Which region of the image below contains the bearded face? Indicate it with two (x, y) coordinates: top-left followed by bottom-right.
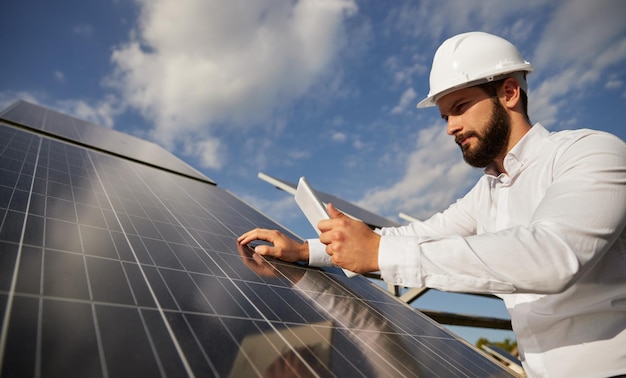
(456, 97), (511, 168)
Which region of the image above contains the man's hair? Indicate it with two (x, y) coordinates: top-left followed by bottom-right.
(478, 78), (530, 123)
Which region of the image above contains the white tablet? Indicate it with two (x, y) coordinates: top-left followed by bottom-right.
(295, 177), (358, 278)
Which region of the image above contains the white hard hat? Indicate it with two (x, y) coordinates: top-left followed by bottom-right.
(417, 31), (533, 108)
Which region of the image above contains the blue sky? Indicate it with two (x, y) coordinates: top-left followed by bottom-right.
(2, 0), (625, 345)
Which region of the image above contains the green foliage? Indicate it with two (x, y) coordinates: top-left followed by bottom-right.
(476, 337), (517, 353)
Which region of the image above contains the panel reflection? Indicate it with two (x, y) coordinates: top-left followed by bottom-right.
(233, 243), (426, 377)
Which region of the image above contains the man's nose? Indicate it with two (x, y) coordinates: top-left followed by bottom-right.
(447, 116), (462, 136)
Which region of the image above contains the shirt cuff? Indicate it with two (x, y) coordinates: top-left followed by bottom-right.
(378, 235), (422, 287)
(307, 238), (332, 266)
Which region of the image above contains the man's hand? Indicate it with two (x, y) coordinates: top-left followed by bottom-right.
(318, 203), (380, 273)
(236, 242), (279, 277)
(236, 242), (305, 282)
(237, 228), (309, 262)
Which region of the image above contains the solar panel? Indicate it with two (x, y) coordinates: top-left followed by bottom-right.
(0, 101), (516, 377)
(0, 100), (213, 185)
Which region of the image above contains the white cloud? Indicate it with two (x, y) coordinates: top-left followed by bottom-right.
(73, 23), (94, 37)
(240, 192), (302, 224)
(529, 0), (626, 128)
(386, 1), (549, 42)
(352, 138), (365, 150)
(56, 95), (122, 128)
(385, 55), (427, 87)
(183, 136), (223, 170)
(0, 91), (40, 111)
(330, 116), (345, 127)
(54, 70), (65, 82)
(331, 131), (347, 142)
(0, 91), (121, 131)
(358, 123), (479, 219)
(533, 0), (626, 71)
(390, 87), (416, 115)
(108, 0), (357, 167)
(605, 78), (623, 90)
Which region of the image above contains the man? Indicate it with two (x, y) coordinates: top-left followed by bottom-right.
(238, 32), (626, 377)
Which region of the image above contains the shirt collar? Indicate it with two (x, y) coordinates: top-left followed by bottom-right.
(484, 123), (550, 178)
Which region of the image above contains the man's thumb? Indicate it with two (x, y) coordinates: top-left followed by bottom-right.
(327, 203), (344, 219)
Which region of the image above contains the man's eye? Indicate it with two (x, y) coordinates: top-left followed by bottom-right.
(453, 103), (467, 114)
(441, 115), (449, 122)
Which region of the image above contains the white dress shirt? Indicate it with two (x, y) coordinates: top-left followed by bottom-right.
(308, 124), (626, 377)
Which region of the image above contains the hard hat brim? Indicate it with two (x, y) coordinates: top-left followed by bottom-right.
(416, 69), (531, 109)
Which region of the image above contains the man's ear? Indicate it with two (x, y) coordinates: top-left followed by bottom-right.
(501, 77), (522, 110)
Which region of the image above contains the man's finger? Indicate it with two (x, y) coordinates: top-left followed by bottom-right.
(327, 203), (344, 219)
(253, 244), (272, 255)
(238, 228), (273, 245)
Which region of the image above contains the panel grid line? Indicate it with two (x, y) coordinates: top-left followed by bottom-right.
(84, 149), (196, 378)
(68, 143), (109, 378)
(0, 136), (42, 371)
(35, 138), (49, 378)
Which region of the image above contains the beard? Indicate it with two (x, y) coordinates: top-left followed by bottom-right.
(456, 97), (511, 168)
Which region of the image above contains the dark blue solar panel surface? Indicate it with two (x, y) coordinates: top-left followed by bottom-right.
(0, 100), (213, 184)
(0, 101), (515, 377)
